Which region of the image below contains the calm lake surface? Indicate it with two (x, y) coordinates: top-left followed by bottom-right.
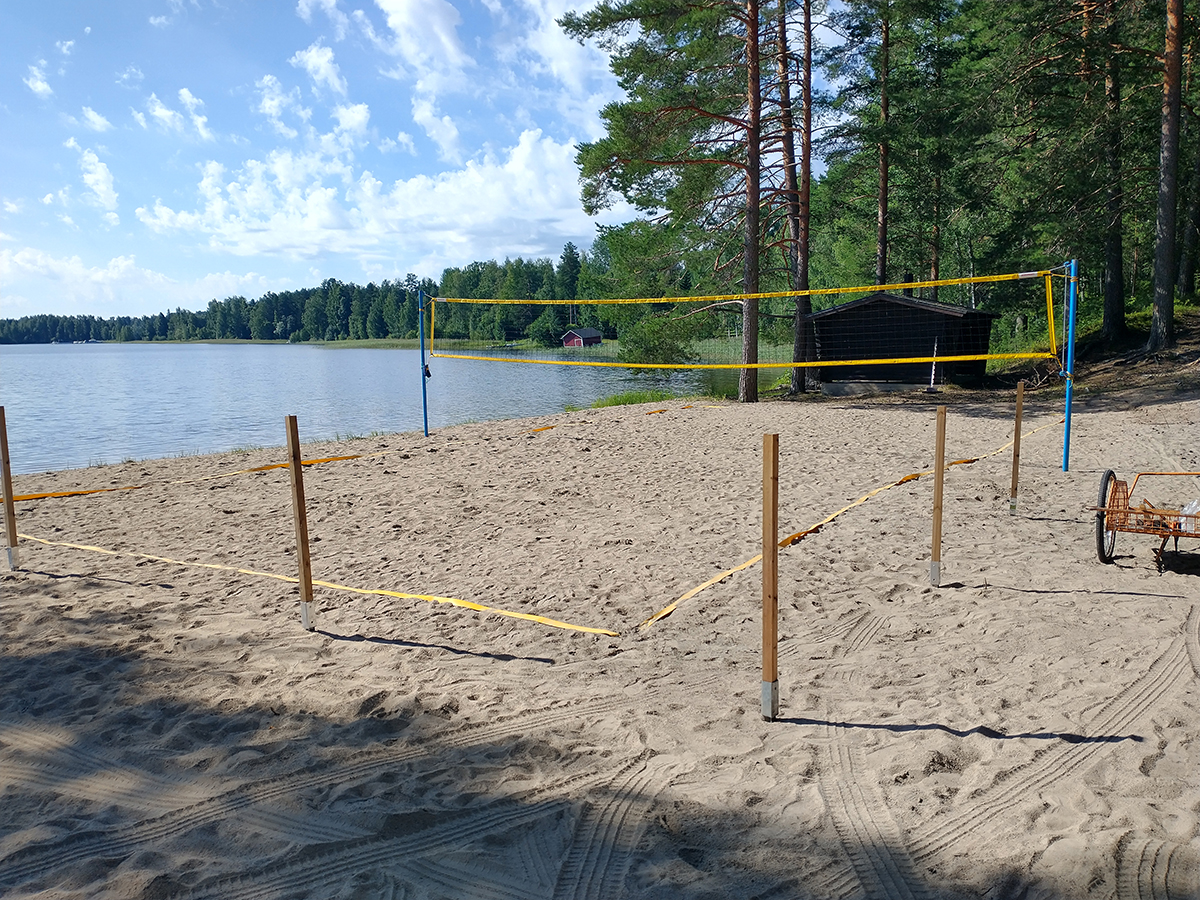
(0, 342), (759, 474)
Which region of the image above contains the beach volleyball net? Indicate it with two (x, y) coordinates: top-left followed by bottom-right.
(428, 268), (1069, 378)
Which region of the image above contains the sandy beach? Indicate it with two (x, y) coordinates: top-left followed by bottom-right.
(2, 387), (1198, 899)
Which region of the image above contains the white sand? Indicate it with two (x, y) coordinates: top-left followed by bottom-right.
(2, 390), (1198, 899)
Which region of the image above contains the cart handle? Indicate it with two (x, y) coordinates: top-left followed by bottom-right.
(1127, 471), (1200, 495)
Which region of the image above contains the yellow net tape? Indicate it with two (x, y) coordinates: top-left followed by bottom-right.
(17, 533), (619, 637)
(436, 269), (1063, 305)
(429, 351), (1059, 370)
(638, 416), (1065, 630)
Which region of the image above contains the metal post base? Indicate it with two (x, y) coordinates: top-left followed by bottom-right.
(301, 601), (314, 631)
(762, 680), (779, 721)
(5, 546), (18, 570)
(930, 561), (940, 588)
(1009, 498), (1017, 515)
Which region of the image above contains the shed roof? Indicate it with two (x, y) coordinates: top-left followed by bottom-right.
(804, 291), (1000, 321)
(562, 327), (603, 339)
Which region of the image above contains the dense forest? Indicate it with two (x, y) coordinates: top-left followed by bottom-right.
(4, 0), (1197, 398)
(0, 275), (438, 345)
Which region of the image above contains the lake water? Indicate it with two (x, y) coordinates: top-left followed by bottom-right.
(0, 342), (760, 474)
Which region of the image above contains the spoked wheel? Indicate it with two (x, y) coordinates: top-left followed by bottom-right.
(1096, 469), (1118, 564)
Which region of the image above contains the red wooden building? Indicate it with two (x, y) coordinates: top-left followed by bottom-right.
(562, 327), (602, 348)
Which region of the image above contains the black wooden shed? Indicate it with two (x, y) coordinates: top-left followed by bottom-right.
(804, 292), (1000, 384)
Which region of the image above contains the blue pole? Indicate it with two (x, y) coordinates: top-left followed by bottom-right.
(418, 289), (430, 437)
(1062, 259), (1078, 471)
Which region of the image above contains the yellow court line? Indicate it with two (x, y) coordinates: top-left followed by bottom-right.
(13, 451), (393, 502)
(638, 417), (1064, 630)
(17, 533), (619, 637)
(18, 401), (730, 502)
(12, 485), (143, 501)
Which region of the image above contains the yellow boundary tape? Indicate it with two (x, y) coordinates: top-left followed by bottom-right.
(17, 404), (729, 502)
(17, 533), (619, 637)
(637, 416), (1065, 630)
(13, 452), (390, 503)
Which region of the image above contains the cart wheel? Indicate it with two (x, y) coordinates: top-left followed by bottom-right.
(1096, 469), (1118, 563)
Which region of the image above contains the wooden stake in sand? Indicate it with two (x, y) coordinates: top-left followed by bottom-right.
(1, 406), (19, 570)
(931, 406), (946, 587)
(285, 415), (315, 631)
(1009, 381), (1025, 515)
(762, 433), (779, 721)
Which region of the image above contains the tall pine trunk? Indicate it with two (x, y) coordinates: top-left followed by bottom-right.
(1102, 6), (1126, 341)
(781, 0), (816, 394)
(740, 0), (762, 402)
(1149, 0), (1182, 352)
(1176, 128), (1200, 296)
(929, 174), (940, 303)
(875, 9), (890, 286)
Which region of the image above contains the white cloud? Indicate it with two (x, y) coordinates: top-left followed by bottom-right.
(65, 138), (119, 222)
(371, 0), (472, 82)
(4, 200), (22, 214)
(85, 26), (91, 34)
(147, 93), (185, 132)
(0, 247), (285, 317)
(411, 98), (460, 163)
(116, 65), (144, 88)
(132, 129), (623, 273)
(332, 102), (369, 135)
(59, 214), (76, 227)
(56, 40), (75, 55)
(255, 74), (309, 138)
(297, 0), (350, 40)
(510, 0), (613, 98)
(131, 109), (148, 128)
(82, 107), (112, 131)
(179, 88), (214, 140)
(41, 193), (55, 205)
(23, 61), (53, 98)
(150, 15), (169, 27)
(289, 41), (347, 96)
(379, 131), (416, 154)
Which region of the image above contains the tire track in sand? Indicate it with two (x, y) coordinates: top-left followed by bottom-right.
(178, 796), (579, 900)
(803, 609), (924, 900)
(780, 609), (885, 662)
(908, 607), (1199, 864)
(818, 720), (929, 900)
(0, 723), (225, 815)
(1116, 833), (1200, 900)
(0, 697), (626, 889)
(178, 755), (675, 900)
(551, 755), (682, 900)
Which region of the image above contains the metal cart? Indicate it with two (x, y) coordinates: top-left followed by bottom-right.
(1094, 470), (1200, 570)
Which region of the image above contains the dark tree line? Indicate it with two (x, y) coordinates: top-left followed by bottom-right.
(0, 276), (436, 345)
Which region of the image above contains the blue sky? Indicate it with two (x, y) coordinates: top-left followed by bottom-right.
(0, 0), (632, 318)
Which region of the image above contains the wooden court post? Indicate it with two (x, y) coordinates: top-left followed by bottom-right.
(762, 433), (779, 721)
(1009, 381), (1025, 515)
(931, 406), (946, 587)
(285, 415), (315, 631)
(1, 407), (19, 570)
